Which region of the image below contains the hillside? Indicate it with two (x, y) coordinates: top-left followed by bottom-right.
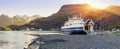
(105, 5), (120, 16)
(0, 14), (42, 26)
(25, 4), (120, 30)
(0, 14), (12, 26)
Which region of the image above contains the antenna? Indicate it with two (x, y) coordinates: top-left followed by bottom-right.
(80, 13), (82, 18)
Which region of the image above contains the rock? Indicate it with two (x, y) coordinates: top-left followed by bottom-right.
(27, 35), (120, 49)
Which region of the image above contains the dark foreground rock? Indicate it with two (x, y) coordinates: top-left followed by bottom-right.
(70, 30), (87, 35)
(26, 35), (120, 49)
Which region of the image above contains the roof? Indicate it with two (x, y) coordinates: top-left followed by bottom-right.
(84, 19), (94, 25)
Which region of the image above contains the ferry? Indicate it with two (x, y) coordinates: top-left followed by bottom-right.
(61, 15), (85, 32)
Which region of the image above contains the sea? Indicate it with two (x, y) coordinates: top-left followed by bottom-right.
(0, 31), (61, 49)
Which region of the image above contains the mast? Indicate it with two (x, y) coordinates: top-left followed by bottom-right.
(80, 13), (83, 20)
(80, 13), (82, 18)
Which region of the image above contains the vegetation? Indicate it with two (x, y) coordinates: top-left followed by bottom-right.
(102, 34), (120, 36)
(0, 26), (12, 31)
(22, 15), (68, 30)
(1, 4), (120, 31)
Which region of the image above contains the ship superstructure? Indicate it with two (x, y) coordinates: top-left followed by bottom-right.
(61, 15), (85, 31)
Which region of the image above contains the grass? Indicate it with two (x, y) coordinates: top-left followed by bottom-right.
(102, 34), (120, 36)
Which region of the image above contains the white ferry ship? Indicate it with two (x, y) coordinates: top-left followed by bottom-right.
(61, 15), (85, 31)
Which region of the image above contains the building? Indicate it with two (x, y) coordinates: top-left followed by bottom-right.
(84, 19), (95, 33)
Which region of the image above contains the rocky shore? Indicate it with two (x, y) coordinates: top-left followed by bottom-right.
(0, 41), (8, 47)
(26, 35), (120, 49)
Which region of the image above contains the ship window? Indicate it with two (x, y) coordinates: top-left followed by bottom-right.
(65, 25), (68, 26)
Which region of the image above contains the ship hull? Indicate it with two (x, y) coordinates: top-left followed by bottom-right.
(61, 27), (84, 31)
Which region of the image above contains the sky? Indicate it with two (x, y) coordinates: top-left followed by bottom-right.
(0, 0), (120, 17)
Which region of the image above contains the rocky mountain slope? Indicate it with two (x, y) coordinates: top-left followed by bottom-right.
(0, 14), (12, 26)
(11, 15), (30, 26)
(0, 14), (42, 26)
(105, 5), (120, 16)
(28, 4), (120, 30)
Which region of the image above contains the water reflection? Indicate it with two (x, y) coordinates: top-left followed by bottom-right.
(0, 31), (61, 49)
(0, 31), (37, 49)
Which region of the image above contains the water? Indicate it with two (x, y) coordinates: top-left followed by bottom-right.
(0, 31), (61, 49)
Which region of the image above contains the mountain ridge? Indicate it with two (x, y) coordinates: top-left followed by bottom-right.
(1, 4), (120, 30)
(25, 4), (120, 30)
(105, 5), (120, 16)
(0, 14), (42, 26)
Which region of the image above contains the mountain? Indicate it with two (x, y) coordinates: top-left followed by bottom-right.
(105, 5), (120, 16)
(0, 14), (12, 26)
(11, 15), (30, 26)
(0, 14), (42, 27)
(24, 4), (120, 30)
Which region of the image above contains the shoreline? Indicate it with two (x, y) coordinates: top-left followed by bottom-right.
(26, 35), (120, 49)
